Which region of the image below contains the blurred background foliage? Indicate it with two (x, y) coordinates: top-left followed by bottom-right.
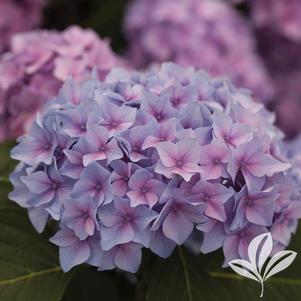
(42, 0), (130, 52)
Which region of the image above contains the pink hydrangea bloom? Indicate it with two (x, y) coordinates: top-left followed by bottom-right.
(272, 72), (301, 137)
(0, 0), (46, 54)
(250, 0), (301, 42)
(256, 28), (301, 137)
(227, 1), (301, 137)
(0, 26), (124, 142)
(124, 0), (274, 103)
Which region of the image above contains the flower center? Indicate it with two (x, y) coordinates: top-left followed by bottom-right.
(171, 204), (178, 212)
(224, 135), (231, 143)
(246, 199), (252, 206)
(96, 184), (102, 191)
(176, 161), (183, 167)
(155, 114), (163, 121)
(199, 97), (204, 102)
(203, 195), (210, 202)
(213, 158), (220, 165)
(172, 97), (180, 105)
(141, 188), (148, 194)
(44, 144), (51, 150)
(51, 183), (58, 190)
(181, 79), (190, 86)
(124, 215), (133, 223)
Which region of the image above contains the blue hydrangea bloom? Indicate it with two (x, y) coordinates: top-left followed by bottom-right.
(9, 63), (301, 273)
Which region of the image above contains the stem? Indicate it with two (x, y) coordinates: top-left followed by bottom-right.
(260, 281), (264, 298)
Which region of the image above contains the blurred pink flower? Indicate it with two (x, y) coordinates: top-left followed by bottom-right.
(0, 0), (46, 54)
(256, 29), (301, 138)
(0, 26), (124, 142)
(250, 0), (301, 42)
(124, 0), (274, 103)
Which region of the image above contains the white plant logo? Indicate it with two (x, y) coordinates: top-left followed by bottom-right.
(229, 232), (297, 298)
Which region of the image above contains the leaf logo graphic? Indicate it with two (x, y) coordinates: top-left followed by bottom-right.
(228, 233), (297, 297)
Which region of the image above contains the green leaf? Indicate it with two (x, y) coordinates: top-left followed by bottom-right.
(146, 230), (301, 301)
(0, 196), (73, 301)
(62, 267), (135, 301)
(0, 141), (16, 179)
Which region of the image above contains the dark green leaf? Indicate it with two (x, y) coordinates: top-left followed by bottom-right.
(0, 141), (16, 179)
(62, 267), (135, 301)
(146, 231), (301, 301)
(0, 195), (73, 301)
(43, 0), (130, 51)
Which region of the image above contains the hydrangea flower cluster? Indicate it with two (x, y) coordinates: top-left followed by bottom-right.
(229, 0), (301, 137)
(249, 0), (301, 42)
(255, 25), (301, 137)
(271, 70), (301, 138)
(0, 26), (123, 142)
(0, 0), (46, 54)
(124, 0), (274, 103)
(9, 63), (301, 274)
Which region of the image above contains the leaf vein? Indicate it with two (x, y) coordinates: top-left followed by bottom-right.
(0, 266), (61, 285)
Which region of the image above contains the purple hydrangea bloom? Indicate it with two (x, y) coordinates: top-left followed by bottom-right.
(237, 0), (301, 137)
(0, 0), (46, 54)
(188, 181), (234, 222)
(272, 71), (301, 138)
(71, 162), (113, 205)
(230, 186), (277, 229)
(222, 224), (267, 264)
(199, 141), (230, 180)
(228, 137), (290, 190)
(11, 119), (58, 166)
(249, 0), (301, 42)
(62, 197), (99, 240)
(156, 139), (201, 181)
(49, 228), (100, 272)
(82, 124), (123, 166)
(254, 28), (301, 137)
(197, 218), (227, 254)
(97, 242), (143, 273)
(124, 0), (274, 103)
(21, 166), (72, 211)
(127, 169), (165, 208)
(0, 26), (124, 142)
(9, 63), (301, 273)
(99, 197), (157, 250)
(286, 135), (301, 184)
(152, 188), (206, 245)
